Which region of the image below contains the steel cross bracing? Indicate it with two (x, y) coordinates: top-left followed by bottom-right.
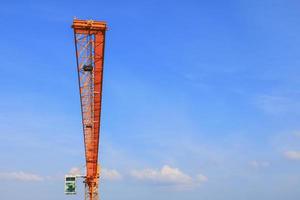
(72, 19), (107, 200)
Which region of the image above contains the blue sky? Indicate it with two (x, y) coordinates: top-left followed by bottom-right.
(1, 0), (300, 199)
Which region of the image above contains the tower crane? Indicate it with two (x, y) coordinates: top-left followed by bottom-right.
(71, 19), (107, 200)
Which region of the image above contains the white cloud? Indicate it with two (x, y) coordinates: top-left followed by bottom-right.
(249, 160), (270, 168)
(0, 171), (43, 181)
(67, 167), (122, 181)
(131, 165), (192, 185)
(195, 174), (208, 183)
(130, 165), (207, 188)
(102, 168), (122, 181)
(284, 150), (300, 160)
(69, 167), (82, 176)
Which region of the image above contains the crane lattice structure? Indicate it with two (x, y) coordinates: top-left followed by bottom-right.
(72, 19), (107, 200)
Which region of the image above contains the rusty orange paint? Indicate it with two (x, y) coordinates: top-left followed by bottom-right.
(72, 19), (107, 200)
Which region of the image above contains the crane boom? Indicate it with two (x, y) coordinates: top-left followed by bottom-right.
(72, 19), (107, 200)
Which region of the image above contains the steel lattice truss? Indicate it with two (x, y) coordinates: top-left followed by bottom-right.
(72, 19), (107, 200)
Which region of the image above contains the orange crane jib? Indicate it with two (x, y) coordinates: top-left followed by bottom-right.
(72, 19), (107, 200)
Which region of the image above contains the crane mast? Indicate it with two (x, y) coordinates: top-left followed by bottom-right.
(72, 19), (107, 200)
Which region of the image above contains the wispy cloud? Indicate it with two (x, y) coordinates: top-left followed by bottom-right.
(130, 165), (207, 189)
(68, 166), (122, 181)
(284, 150), (300, 161)
(249, 160), (270, 168)
(102, 168), (122, 181)
(0, 171), (44, 181)
(195, 174), (208, 182)
(255, 94), (300, 115)
(68, 167), (82, 176)
(255, 95), (294, 114)
(292, 131), (300, 138)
